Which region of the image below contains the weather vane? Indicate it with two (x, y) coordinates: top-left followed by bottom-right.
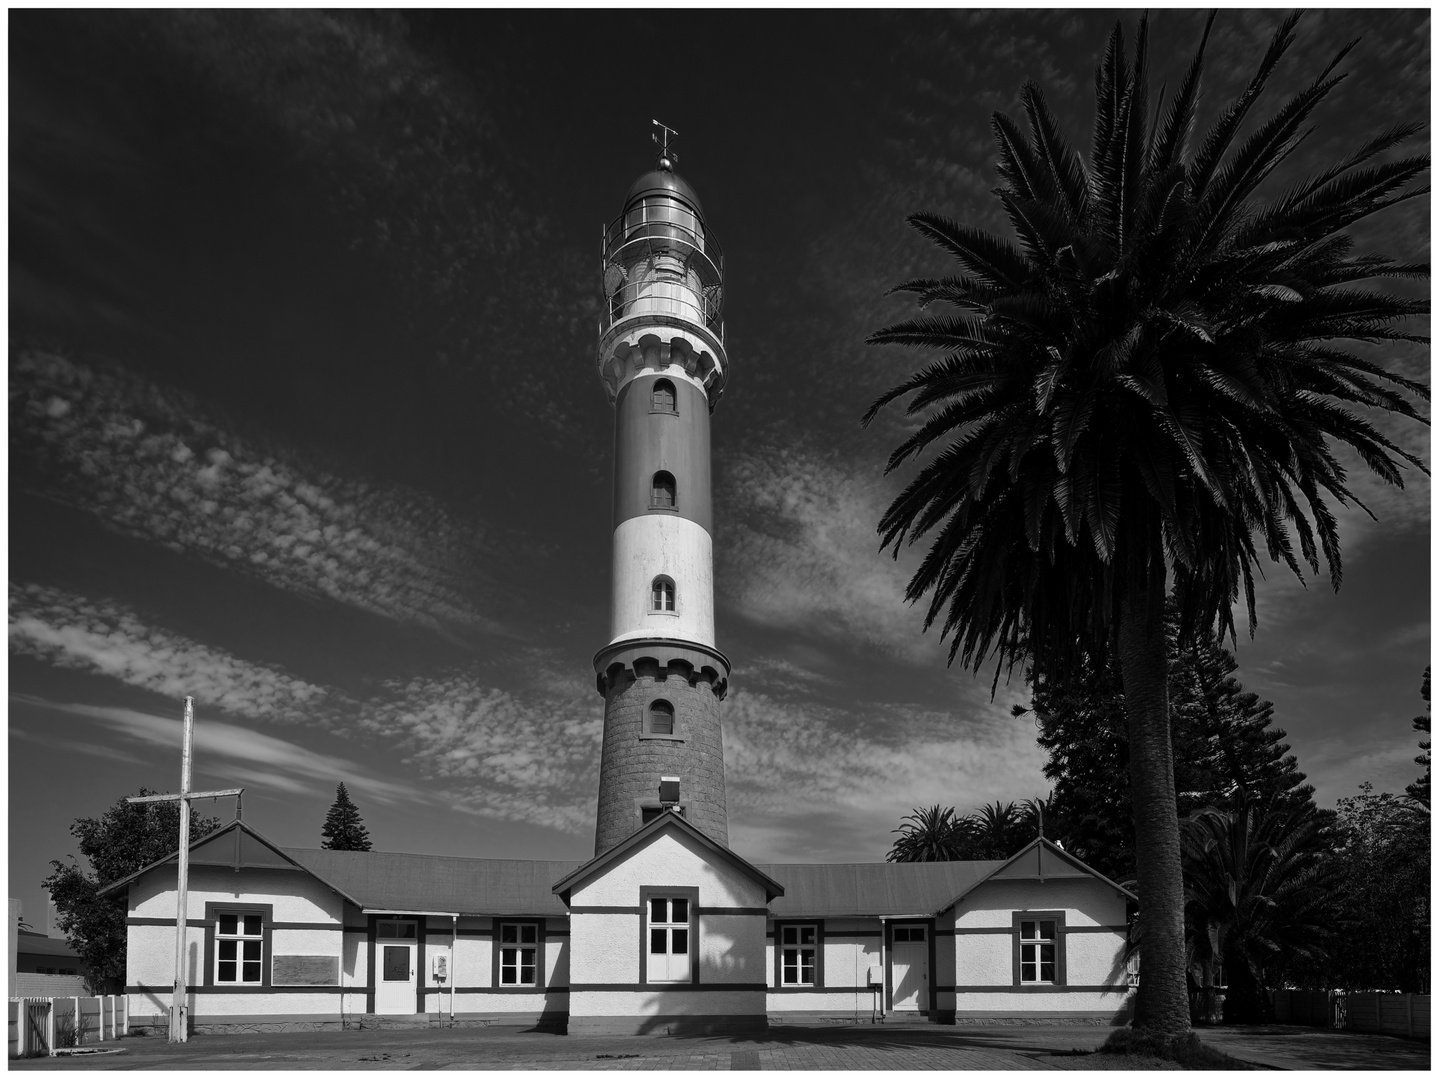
(652, 119), (679, 167)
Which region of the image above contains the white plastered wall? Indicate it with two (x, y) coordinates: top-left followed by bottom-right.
(126, 864), (354, 1021)
(419, 916), (570, 1018)
(944, 877), (1132, 1018)
(568, 828), (767, 1024)
(765, 918), (884, 1014)
(610, 515), (714, 646)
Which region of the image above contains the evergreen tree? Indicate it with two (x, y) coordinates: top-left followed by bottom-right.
(41, 790), (221, 992)
(1406, 666), (1430, 807)
(320, 783), (373, 851)
(1027, 605), (1321, 884)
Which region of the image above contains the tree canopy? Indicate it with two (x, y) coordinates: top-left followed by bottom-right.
(865, 11), (1427, 1034)
(321, 782), (373, 851)
(41, 789), (221, 992)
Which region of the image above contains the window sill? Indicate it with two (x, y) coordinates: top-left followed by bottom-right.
(640, 734), (685, 742)
(648, 506), (680, 513)
(650, 610), (680, 617)
(649, 408), (678, 416)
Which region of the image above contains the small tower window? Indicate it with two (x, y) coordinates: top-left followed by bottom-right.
(651, 471), (676, 509)
(648, 700), (675, 736)
(651, 379), (677, 414)
(651, 576), (676, 612)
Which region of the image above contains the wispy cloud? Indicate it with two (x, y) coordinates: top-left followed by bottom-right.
(14, 695), (419, 807)
(725, 686), (1048, 862)
(11, 349), (508, 636)
(10, 582), (335, 724)
(360, 670), (603, 834)
(720, 444), (942, 665)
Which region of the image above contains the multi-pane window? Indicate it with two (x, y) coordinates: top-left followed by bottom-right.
(216, 912), (263, 984)
(1019, 919), (1057, 984)
(651, 577), (676, 612)
(893, 926), (926, 943)
(781, 925), (817, 985)
(499, 923), (538, 986)
(652, 379), (677, 413)
(651, 471), (676, 509)
(648, 897), (691, 983)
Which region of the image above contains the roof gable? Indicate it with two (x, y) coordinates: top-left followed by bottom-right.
(96, 820), (361, 907)
(939, 837), (1137, 913)
(552, 812), (784, 904)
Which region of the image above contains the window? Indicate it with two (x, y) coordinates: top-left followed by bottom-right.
(498, 923), (538, 986)
(649, 700), (674, 735)
(651, 576), (676, 612)
(651, 471), (676, 509)
(781, 925), (818, 985)
(893, 926), (926, 943)
(648, 896), (691, 983)
(1012, 911), (1066, 986)
(640, 804), (686, 825)
(651, 379), (677, 413)
(216, 912), (264, 984)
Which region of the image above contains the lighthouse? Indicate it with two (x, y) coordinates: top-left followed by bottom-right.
(591, 127), (731, 856)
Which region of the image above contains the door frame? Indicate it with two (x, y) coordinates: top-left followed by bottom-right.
(886, 919), (936, 1014)
(367, 914), (426, 1014)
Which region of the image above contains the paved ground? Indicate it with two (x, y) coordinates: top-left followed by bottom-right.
(10, 1021), (1431, 1070)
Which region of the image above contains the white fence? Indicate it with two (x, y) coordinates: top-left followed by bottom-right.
(7, 995), (128, 1057)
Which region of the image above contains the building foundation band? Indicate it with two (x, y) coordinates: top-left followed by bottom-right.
(105, 144), (1137, 1034)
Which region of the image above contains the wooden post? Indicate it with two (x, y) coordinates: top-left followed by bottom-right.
(170, 698), (194, 1042)
(125, 700), (241, 1045)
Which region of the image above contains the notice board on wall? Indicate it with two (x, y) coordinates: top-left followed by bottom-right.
(272, 955), (339, 985)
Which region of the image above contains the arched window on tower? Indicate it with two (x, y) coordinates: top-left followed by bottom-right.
(651, 379), (677, 414)
(646, 700), (675, 737)
(651, 576), (676, 612)
(651, 471), (676, 509)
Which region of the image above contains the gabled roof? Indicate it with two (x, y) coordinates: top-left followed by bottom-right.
(287, 849), (579, 917)
(938, 837), (1137, 913)
(552, 811), (784, 904)
(96, 820), (362, 907)
(758, 860), (1003, 919)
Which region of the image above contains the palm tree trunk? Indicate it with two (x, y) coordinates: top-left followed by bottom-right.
(1117, 559), (1190, 1034)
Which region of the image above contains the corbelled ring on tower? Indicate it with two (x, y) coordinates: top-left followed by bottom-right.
(591, 136), (731, 857)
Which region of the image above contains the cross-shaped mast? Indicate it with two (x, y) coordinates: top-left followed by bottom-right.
(652, 119), (679, 167)
(125, 696), (242, 1044)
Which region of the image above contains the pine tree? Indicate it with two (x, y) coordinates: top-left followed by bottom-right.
(320, 783), (372, 851)
(1407, 666), (1430, 807)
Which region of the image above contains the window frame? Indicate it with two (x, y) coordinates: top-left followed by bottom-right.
(640, 886), (699, 986)
(773, 921), (823, 990)
(1011, 910), (1066, 987)
(490, 919), (546, 990)
(650, 575), (677, 614)
(650, 378), (678, 415)
(642, 698), (682, 741)
(650, 471), (678, 511)
(203, 902), (273, 989)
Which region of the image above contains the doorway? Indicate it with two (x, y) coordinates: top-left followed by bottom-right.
(374, 919), (418, 1014)
(890, 924), (929, 1014)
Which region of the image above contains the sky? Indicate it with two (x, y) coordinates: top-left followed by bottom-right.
(8, 9), (1430, 927)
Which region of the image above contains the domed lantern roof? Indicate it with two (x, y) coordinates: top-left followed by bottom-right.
(624, 162), (706, 221)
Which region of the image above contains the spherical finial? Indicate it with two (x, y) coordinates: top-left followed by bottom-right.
(657, 155), (674, 173)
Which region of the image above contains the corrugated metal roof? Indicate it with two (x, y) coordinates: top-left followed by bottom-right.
(757, 861), (1004, 918)
(282, 848), (581, 917)
(16, 932), (80, 960)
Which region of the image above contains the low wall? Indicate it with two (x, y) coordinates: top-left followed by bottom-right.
(1345, 993), (1429, 1039)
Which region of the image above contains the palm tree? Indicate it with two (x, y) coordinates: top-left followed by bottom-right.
(966, 800), (1026, 858)
(1181, 802), (1340, 1023)
(864, 13), (1428, 1034)
(887, 804), (970, 862)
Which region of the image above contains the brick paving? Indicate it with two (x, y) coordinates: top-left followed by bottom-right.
(10, 1020), (1430, 1070)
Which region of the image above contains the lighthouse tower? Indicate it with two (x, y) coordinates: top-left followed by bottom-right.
(591, 130), (731, 856)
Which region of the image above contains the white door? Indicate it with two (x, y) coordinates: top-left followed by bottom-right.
(891, 925), (929, 1013)
(374, 919), (417, 1014)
